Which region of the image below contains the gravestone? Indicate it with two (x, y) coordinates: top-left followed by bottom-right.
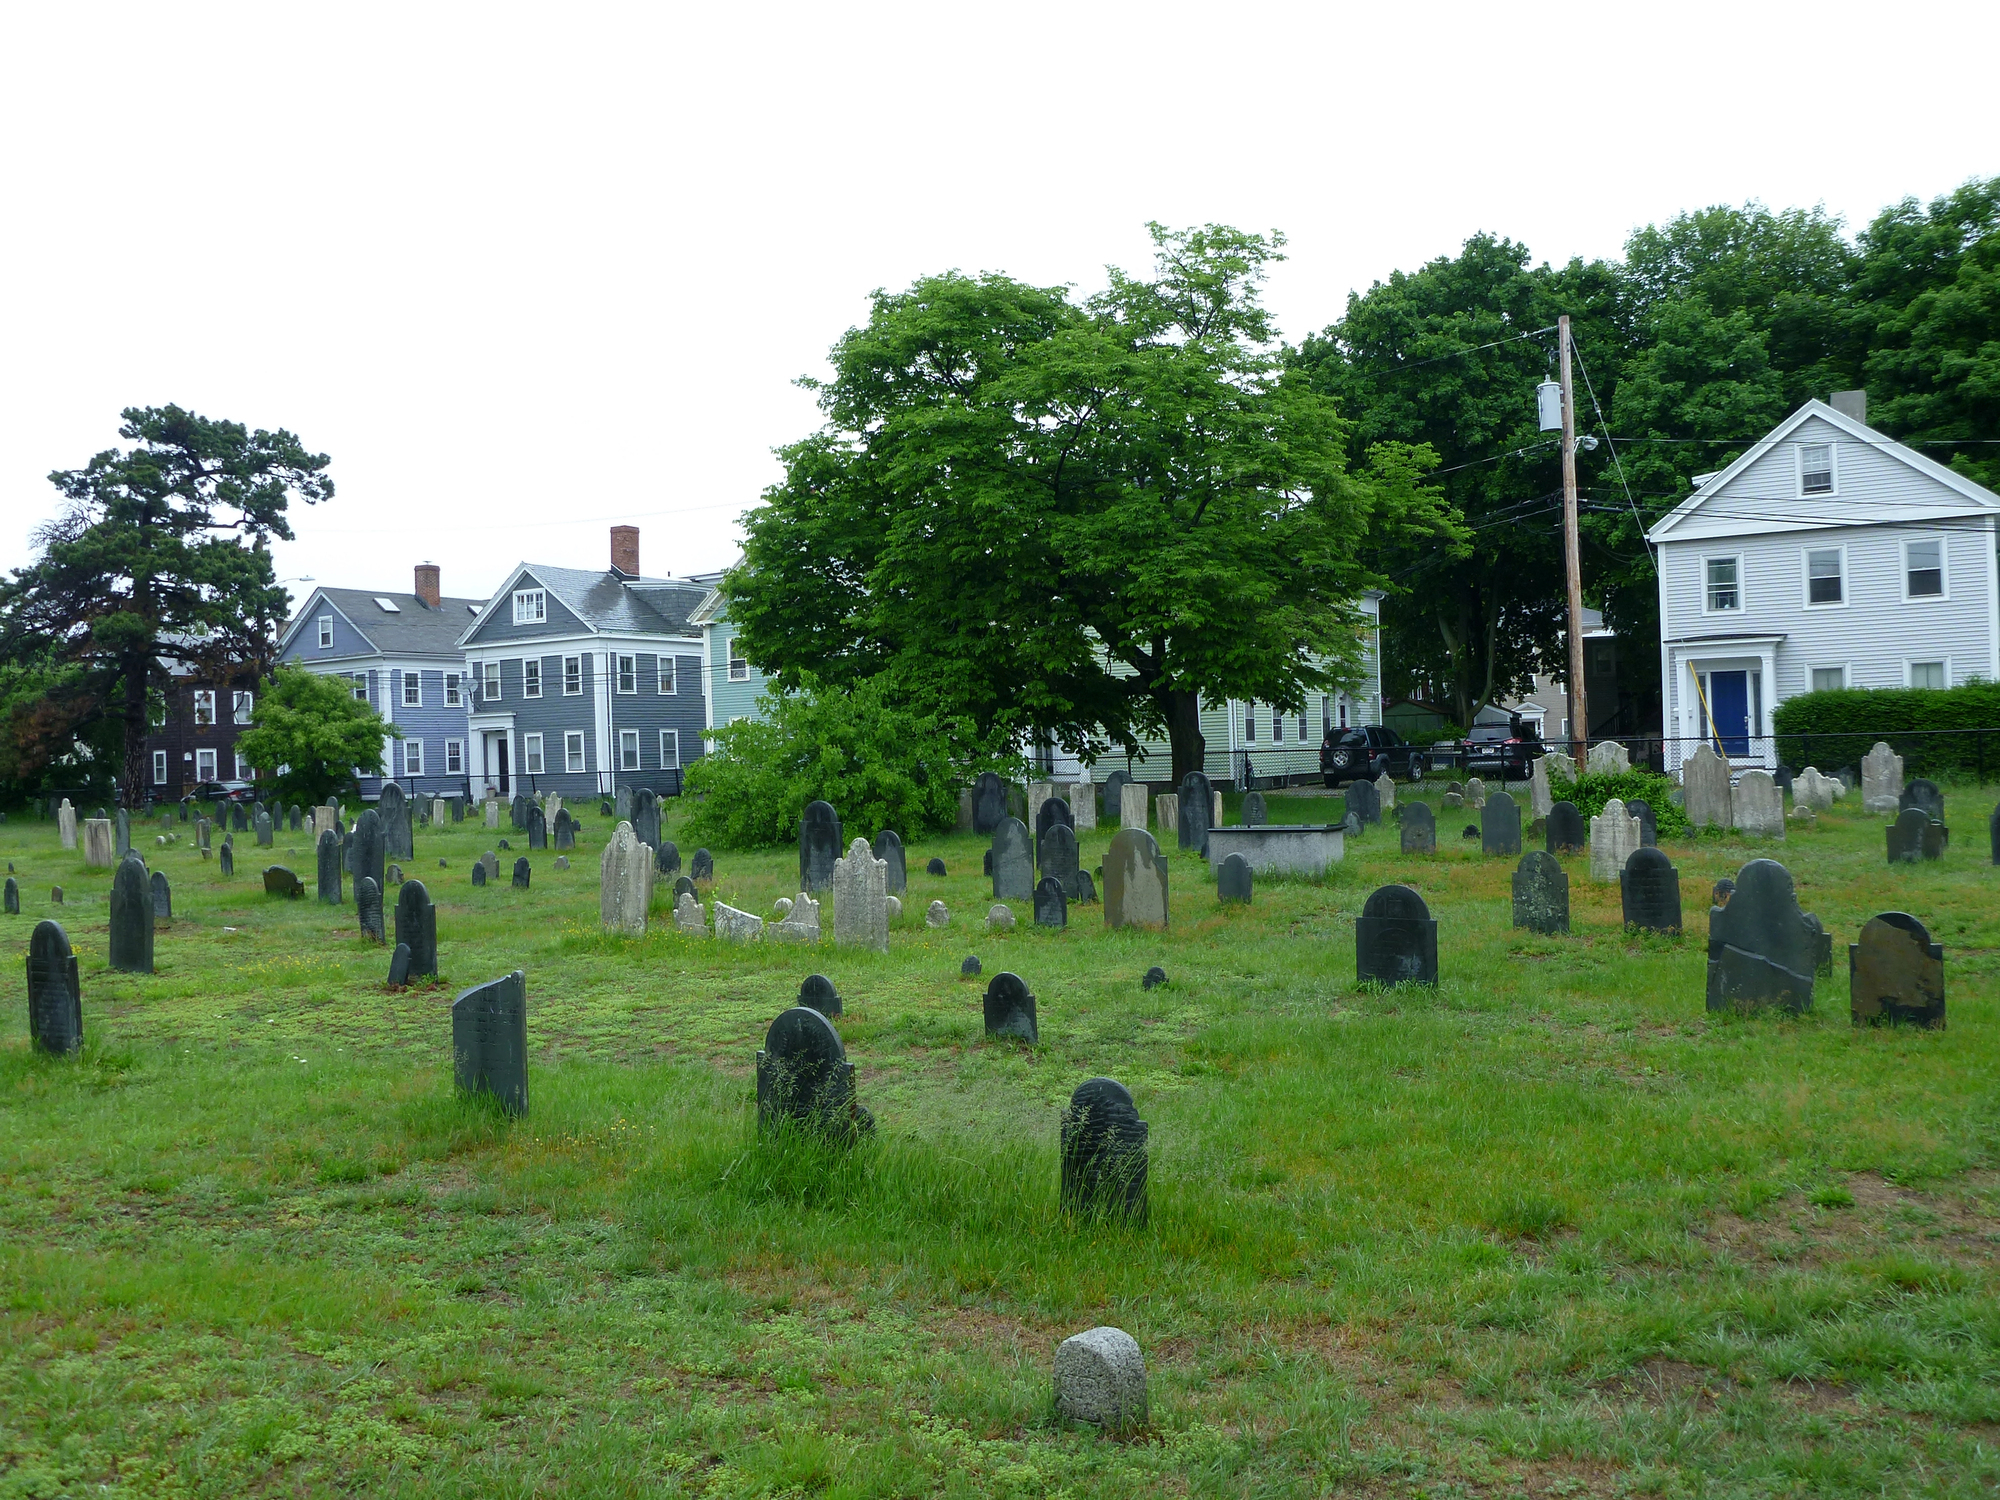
(350, 809), (387, 904)
(788, 974), (841, 1020)
(960, 955), (982, 976)
(387, 863), (404, 886)
(262, 866), (305, 899)
(1098, 769), (1129, 824)
(615, 785), (633, 823)
(510, 793), (530, 830)
(1347, 777), (1381, 828)
(756, 1006), (869, 1139)
(1886, 806), (1947, 863)
(832, 837), (890, 952)
(1707, 858), (1818, 1013)
(1511, 851), (1568, 935)
(395, 880), (438, 979)
(1619, 846), (1682, 934)
(115, 807), (131, 857)
(799, 801), (842, 891)
(1242, 791), (1268, 827)
(1119, 780), (1149, 831)
(1588, 798), (1642, 882)
(58, 799), (77, 850)
(480, 851), (500, 883)
(1073, 870), (1097, 904)
(1545, 801), (1586, 855)
(1155, 793), (1179, 843)
(230, 803), (247, 834)
(1849, 913), (1945, 1029)
(254, 809), (273, 848)
(983, 850), (993, 877)
(971, 772), (1008, 835)
(1795, 767), (1838, 813)
(1732, 770), (1786, 838)
(673, 891), (706, 934)
(1399, 801), (1436, 855)
(1356, 885), (1438, 986)
(672, 874), (694, 903)
(470, 863), (487, 888)
(1035, 796), (1074, 870)
(1041, 824), (1081, 899)
(1899, 778), (1945, 824)
(1033, 876), (1068, 929)
(553, 809), (575, 851)
(485, 801), (500, 830)
(983, 971), (1038, 1041)
(195, 817), (211, 852)
(690, 848), (714, 883)
(654, 840), (681, 878)
(1102, 828), (1168, 930)
(512, 856), (531, 889)
(1464, 777), (1486, 811)
(1217, 851), (1252, 904)
(863, 829), (906, 897)
(1533, 756), (1567, 818)
(772, 891), (822, 944)
(26, 920), (82, 1054)
(1068, 775), (1097, 832)
(1177, 771), (1213, 852)
(1054, 1327), (1148, 1432)
(1480, 791), (1521, 856)
(1375, 771), (1397, 812)
(378, 782), (413, 860)
(1861, 741), (1904, 814)
(108, 856), (153, 974)
(351, 874), (383, 941)
(1627, 798), (1657, 847)
(453, 970), (528, 1115)
(1713, 877), (1735, 907)
(451, 797), (464, 824)
(526, 804), (547, 851)
(289, 804), (303, 832)
(991, 817), (1033, 902)
(315, 830), (342, 903)
(50, 886), (62, 904)
(987, 904), (1015, 931)
(600, 822), (652, 935)
(1060, 1078), (1147, 1224)
(926, 900), (949, 928)
(3, 876), (16, 915)
(1683, 743), (1732, 829)
(630, 788), (661, 856)
(1143, 966), (1167, 991)
(1586, 740), (1631, 775)
(82, 818), (114, 868)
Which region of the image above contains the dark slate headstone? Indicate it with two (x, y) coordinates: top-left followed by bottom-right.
(1142, 966), (1167, 991)
(1242, 791), (1269, 827)
(1886, 807), (1947, 863)
(1060, 1078), (1147, 1224)
(1399, 801), (1436, 855)
(1356, 885), (1437, 986)
(1707, 858), (1817, 1014)
(395, 880), (438, 979)
(655, 840), (681, 877)
(1099, 769), (1130, 823)
(115, 807), (131, 857)
(552, 809), (575, 851)
(350, 809), (386, 902)
(453, 970), (529, 1115)
(1346, 778), (1381, 828)
(451, 797), (465, 824)
(1899, 778), (1945, 823)
(107, 855), (153, 974)
(1850, 912), (1945, 1029)
(498, 839), (510, 851)
(971, 772), (1008, 836)
(1178, 770), (1214, 852)
(386, 942), (412, 988)
(179, 798), (189, 823)
(1035, 797), (1074, 871)
(1041, 824), (1081, 897)
(961, 955), (982, 977)
(230, 803), (247, 834)
(26, 919), (82, 1055)
(926, 857), (947, 877)
(50, 886), (62, 904)
(600, 799), (613, 817)
(357, 877), (385, 942)
(262, 866), (305, 899)
(1627, 798), (1657, 847)
(1480, 791), (1521, 856)
(1102, 828), (1168, 930)
(1033, 876), (1068, 929)
(254, 809), (273, 848)
(471, 863), (487, 888)
(983, 849), (993, 876)
(1217, 851), (1252, 904)
(798, 974), (841, 1018)
(672, 874), (695, 903)
(510, 793), (531, 830)
(690, 848), (714, 883)
(218, 842), (234, 876)
(1511, 851), (1568, 935)
(1804, 912), (1833, 977)
(871, 829), (907, 895)
(1072, 869), (1097, 904)
(289, 804), (303, 832)
(512, 857), (531, 890)
(379, 782), (413, 860)
(1619, 846), (1682, 934)
(1773, 765), (1794, 794)
(631, 788), (661, 854)
(756, 1006), (868, 1139)
(526, 804), (547, 851)
(991, 817), (1033, 902)
(983, 971), (1038, 1042)
(615, 786), (633, 822)
(3, 876), (17, 915)
(1545, 800), (1586, 855)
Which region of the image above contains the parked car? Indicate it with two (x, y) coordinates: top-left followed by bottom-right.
(184, 779), (259, 806)
(1320, 726), (1427, 786)
(1462, 722), (1544, 781)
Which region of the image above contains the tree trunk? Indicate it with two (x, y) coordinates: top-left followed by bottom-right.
(119, 652), (148, 810)
(1165, 688), (1205, 786)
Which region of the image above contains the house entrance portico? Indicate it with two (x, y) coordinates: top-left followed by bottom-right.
(1664, 634), (1783, 772)
(467, 714), (515, 799)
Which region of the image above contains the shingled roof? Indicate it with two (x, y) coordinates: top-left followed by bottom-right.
(481, 564), (710, 637)
(287, 586), (488, 657)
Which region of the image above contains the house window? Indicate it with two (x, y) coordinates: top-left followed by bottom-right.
(234, 751), (252, 781)
(1272, 710), (1283, 742)
(658, 655), (676, 694)
(1299, 711), (1309, 740)
(617, 654), (637, 693)
(402, 673), (421, 707)
(351, 674), (369, 703)
(196, 748), (217, 781)
(1906, 539), (1944, 598)
(523, 733), (544, 775)
(193, 689), (216, 726)
(1339, 698), (1349, 728)
(1243, 703), (1255, 742)
(482, 661), (500, 700)
(233, 690), (254, 724)
(317, 615), (333, 649)
(523, 659), (542, 698)
(1705, 556), (1740, 612)
(659, 729), (679, 769)
(444, 672), (462, 706)
(563, 655), (582, 695)
(564, 731), (586, 773)
(405, 739), (424, 776)
(1322, 696), (1332, 732)
(1805, 548), (1843, 606)
(152, 751), (167, 785)
(1910, 661), (1947, 690)
(728, 641), (749, 682)
(445, 739), (464, 775)
(1798, 442), (1834, 495)
(512, 588), (546, 625)
(1811, 666), (1846, 693)
(619, 729), (640, 770)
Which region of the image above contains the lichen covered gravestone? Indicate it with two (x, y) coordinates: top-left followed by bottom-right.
(1849, 913), (1945, 1029)
(1732, 770), (1785, 839)
(1707, 858), (1818, 1014)
(673, 891), (706, 934)
(1480, 791), (1521, 856)
(1795, 767), (1838, 813)
(1511, 851), (1568, 934)
(656, 840), (681, 877)
(926, 899), (949, 928)
(1586, 740), (1631, 775)
(756, 1006), (870, 1139)
(987, 904), (1015, 931)
(57, 799), (77, 850)
(714, 901), (764, 940)
(983, 971), (1037, 1042)
(453, 970), (528, 1115)
(832, 837), (890, 952)
(1068, 775), (1097, 832)
(1682, 744), (1732, 830)
(1102, 828), (1167, 930)
(1053, 1328), (1147, 1431)
(1400, 801), (1436, 855)
(1374, 771), (1396, 812)
(1061, 1078), (1147, 1223)
(1588, 798), (1642, 883)
(600, 822), (653, 935)
(378, 783), (413, 860)
(771, 891), (822, 944)
(1619, 846), (1682, 934)
(1356, 885), (1437, 986)
(255, 809), (273, 848)
(108, 855), (153, 974)
(83, 818), (114, 868)
(990, 817), (1033, 903)
(1861, 741), (1903, 814)
(1463, 777), (1486, 811)
(26, 920), (82, 1055)
(395, 880), (438, 979)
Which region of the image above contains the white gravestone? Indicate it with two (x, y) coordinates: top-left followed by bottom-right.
(1068, 776), (1097, 832)
(1119, 782), (1149, 831)
(1588, 798), (1642, 884)
(1861, 741), (1903, 814)
(1586, 740), (1631, 775)
(1528, 758), (1554, 821)
(1732, 769), (1786, 838)
(58, 799), (77, 850)
(674, 891), (707, 935)
(926, 899), (950, 928)
(1794, 766), (1837, 813)
(1053, 1327), (1147, 1430)
(82, 818), (115, 868)
(598, 821), (653, 935)
(1374, 771), (1395, 812)
(772, 891), (821, 943)
(713, 901), (763, 940)
(1682, 744), (1732, 830)
(831, 836), (889, 953)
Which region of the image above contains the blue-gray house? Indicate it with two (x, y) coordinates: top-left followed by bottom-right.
(458, 527), (710, 800)
(278, 564), (484, 799)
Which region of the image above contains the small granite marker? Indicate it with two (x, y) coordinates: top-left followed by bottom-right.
(1054, 1327), (1147, 1431)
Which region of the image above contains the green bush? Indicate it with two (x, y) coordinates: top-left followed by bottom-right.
(235, 664), (397, 806)
(680, 676), (1013, 850)
(1547, 767), (1692, 838)
(1771, 683), (2000, 778)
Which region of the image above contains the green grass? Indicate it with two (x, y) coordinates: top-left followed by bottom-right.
(0, 787), (1996, 1497)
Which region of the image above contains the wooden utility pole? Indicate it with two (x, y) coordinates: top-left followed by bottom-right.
(1559, 314), (1587, 758)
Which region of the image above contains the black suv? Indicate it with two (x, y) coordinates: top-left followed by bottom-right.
(1462, 722), (1545, 780)
(1320, 726), (1426, 786)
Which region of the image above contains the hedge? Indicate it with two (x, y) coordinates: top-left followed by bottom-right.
(1770, 683), (2000, 778)
(1546, 767), (1692, 839)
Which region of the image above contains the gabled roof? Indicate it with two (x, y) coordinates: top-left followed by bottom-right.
(1646, 400), (2000, 543)
(280, 586), (488, 657)
(459, 564), (711, 646)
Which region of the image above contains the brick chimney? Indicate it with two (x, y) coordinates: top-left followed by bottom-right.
(1830, 390), (1867, 426)
(611, 525), (639, 578)
(414, 562), (441, 609)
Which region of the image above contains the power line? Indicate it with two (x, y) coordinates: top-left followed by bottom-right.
(1567, 339), (1651, 564)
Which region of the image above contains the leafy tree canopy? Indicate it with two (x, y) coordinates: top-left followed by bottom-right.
(233, 664), (395, 807)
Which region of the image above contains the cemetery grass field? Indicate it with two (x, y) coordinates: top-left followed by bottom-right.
(2, 789), (1997, 1499)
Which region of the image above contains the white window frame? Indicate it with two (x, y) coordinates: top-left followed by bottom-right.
(1272, 709), (1284, 743)
(444, 671), (462, 707)
(659, 729), (680, 769)
(619, 728), (640, 770)
(1796, 441), (1836, 497)
(317, 615), (334, 650)
(401, 672), (421, 708)
(234, 751), (252, 781)
(193, 689), (216, 726)
(1902, 537), (1948, 602)
(1243, 702), (1256, 742)
(617, 653), (637, 694)
(523, 732), (545, 775)
(152, 750), (168, 785)
(564, 730), (586, 774)
(727, 641), (749, 682)
(1906, 659), (1950, 690)
(445, 739), (464, 775)
(1801, 544), (1847, 610)
(481, 661), (501, 700)
(351, 673), (369, 703)
(563, 655), (582, 695)
(233, 690), (255, 724)
(512, 588), (546, 626)
(404, 739), (424, 776)
(522, 659), (542, 699)
(657, 654), (676, 694)
(1808, 664), (1848, 694)
(1702, 553), (1743, 614)
(195, 748), (217, 782)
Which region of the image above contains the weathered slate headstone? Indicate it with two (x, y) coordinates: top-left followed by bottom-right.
(1060, 1078), (1147, 1223)
(1054, 1327), (1148, 1431)
(57, 799), (77, 850)
(600, 822), (652, 935)
(395, 880), (438, 979)
(1068, 775), (1098, 832)
(1861, 741), (1904, 814)
(629, 788), (661, 856)
(1707, 858), (1818, 1013)
(832, 836), (890, 952)
(1356, 885), (1437, 986)
(253, 809), (272, 848)
(615, 785), (633, 823)
(1155, 793), (1179, 842)
(262, 866), (305, 899)
(690, 847), (714, 883)
(511, 856), (531, 889)
(114, 807), (131, 858)
(553, 809), (575, 851)
(1511, 851), (1568, 935)
(869, 829), (907, 895)
(1217, 851), (1252, 904)
(453, 969), (528, 1115)
(350, 809), (386, 904)
(991, 817), (1033, 902)
(149, 871), (170, 923)
(26, 920), (82, 1054)
(82, 818), (114, 868)
(1100, 770), (1130, 824)
(1035, 796), (1074, 869)
(984, 971), (1038, 1042)
(1732, 770), (1786, 838)
(471, 862), (487, 888)
(1480, 790), (1521, 856)
(353, 876), (384, 941)
(523, 803), (545, 851)
(1899, 778), (1945, 824)
(108, 856), (153, 974)
(1530, 756), (1564, 818)
(1545, 800), (1586, 856)
(1347, 777), (1381, 828)
(1177, 771), (1213, 852)
(1626, 797), (1657, 847)
(1041, 823), (1081, 899)
(1850, 913), (1945, 1029)
(1074, 870), (1097, 904)
(288, 804), (303, 832)
(1242, 791), (1269, 827)
(756, 1006), (869, 1139)
(971, 772), (1008, 836)
(217, 840), (234, 876)
(1400, 801), (1436, 854)
(1886, 806), (1947, 863)
(451, 797), (464, 824)
(50, 886), (62, 904)
(484, 800), (500, 830)
(509, 792), (530, 830)
(1682, 743), (1732, 829)
(230, 802), (247, 834)
(195, 816), (211, 852)
(377, 782), (412, 860)
(1588, 798), (1642, 882)
(3, 876), (17, 915)
(1619, 846), (1682, 934)
(796, 800), (841, 892)
(1119, 780), (1149, 831)
(1033, 876), (1068, 929)
(650, 840), (680, 878)
(797, 974), (841, 1018)
(1102, 828), (1168, 930)
(480, 851), (500, 883)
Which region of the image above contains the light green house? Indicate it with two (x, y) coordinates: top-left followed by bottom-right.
(688, 576), (767, 753)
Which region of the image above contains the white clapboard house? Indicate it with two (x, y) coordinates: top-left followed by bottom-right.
(1646, 393), (2000, 770)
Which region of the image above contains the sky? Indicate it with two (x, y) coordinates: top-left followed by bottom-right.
(2, 1), (1993, 612)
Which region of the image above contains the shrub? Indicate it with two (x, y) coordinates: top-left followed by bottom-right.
(235, 664), (396, 806)
(1771, 683), (2000, 778)
(1547, 767), (1692, 838)
(680, 676), (1014, 850)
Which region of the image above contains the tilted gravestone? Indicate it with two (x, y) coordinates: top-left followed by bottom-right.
(630, 788), (661, 856)
(832, 837), (890, 952)
(1707, 858), (1818, 1014)
(1732, 770), (1785, 838)
(262, 866), (305, 899)
(356, 877), (386, 943)
(395, 880), (438, 979)
(1850, 913), (1945, 1029)
(1589, 798), (1642, 882)
(1626, 798), (1657, 847)
(149, 871), (171, 923)
(107, 856), (153, 974)
(600, 822), (652, 936)
(1099, 769), (1130, 824)
(387, 943), (413, 986)
(1356, 885), (1438, 986)
(1035, 797), (1074, 871)
(655, 840), (681, 877)
(1060, 1078), (1147, 1224)
(1511, 851), (1568, 935)
(1619, 846), (1682, 934)
(798, 974), (841, 1018)
(526, 804), (547, 851)
(1102, 828), (1168, 930)
(971, 772), (1008, 836)
(1217, 851), (1252, 905)
(350, 809), (387, 905)
(1177, 771), (1213, 852)
(3, 876), (17, 915)
(1242, 791), (1269, 827)
(217, 841), (234, 876)
(983, 971), (1038, 1042)
(512, 856), (531, 890)
(1400, 801), (1436, 854)
(1347, 778), (1381, 828)
(1481, 791), (1521, 856)
(1041, 824), (1082, 899)
(991, 817), (1034, 902)
(453, 970), (528, 1115)
(871, 829), (907, 895)
(1886, 807), (1947, 863)
(26, 920), (82, 1054)
(690, 848), (714, 883)
(1545, 800), (1586, 856)
(1861, 741), (1903, 814)
(756, 1006), (870, 1139)
(1033, 876), (1068, 930)
(1899, 778), (1945, 823)
(1682, 743), (1732, 829)
(553, 809), (575, 851)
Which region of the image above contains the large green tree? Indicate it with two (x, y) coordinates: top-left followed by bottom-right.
(725, 224), (1453, 782)
(233, 664), (394, 806)
(0, 406), (332, 807)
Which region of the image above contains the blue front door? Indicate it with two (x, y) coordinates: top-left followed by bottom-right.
(1708, 670), (1749, 756)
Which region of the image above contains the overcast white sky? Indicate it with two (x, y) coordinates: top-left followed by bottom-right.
(2, 2), (1993, 611)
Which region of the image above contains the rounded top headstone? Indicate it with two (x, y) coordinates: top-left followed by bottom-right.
(1361, 884), (1431, 921)
(961, 955), (982, 975)
(764, 1004), (845, 1065)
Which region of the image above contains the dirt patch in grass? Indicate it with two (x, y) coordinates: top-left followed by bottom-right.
(1703, 1169), (2000, 1270)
